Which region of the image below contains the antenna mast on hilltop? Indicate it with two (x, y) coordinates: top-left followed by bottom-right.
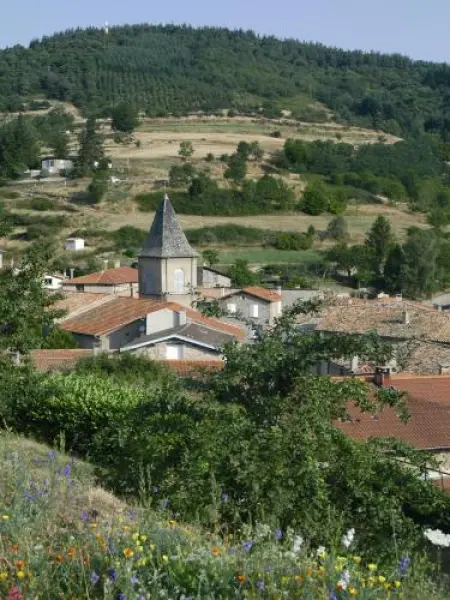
(104, 21), (109, 50)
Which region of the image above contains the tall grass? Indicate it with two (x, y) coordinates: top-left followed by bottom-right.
(0, 432), (446, 599)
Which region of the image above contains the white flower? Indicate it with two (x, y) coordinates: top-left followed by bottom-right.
(293, 535), (304, 554)
(316, 545), (326, 557)
(342, 528), (355, 548)
(424, 529), (450, 547)
(337, 579), (348, 590)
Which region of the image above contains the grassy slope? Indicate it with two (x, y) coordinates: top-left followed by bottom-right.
(0, 431), (445, 599)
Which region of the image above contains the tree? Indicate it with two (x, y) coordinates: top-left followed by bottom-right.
(402, 229), (440, 298)
(365, 215), (394, 278)
(224, 154), (247, 184)
(384, 244), (405, 294)
(236, 141), (252, 161)
(0, 201), (11, 238)
(0, 241), (65, 354)
(326, 216), (348, 240)
(302, 181), (329, 215)
(179, 141), (194, 160)
(76, 117), (104, 176)
(0, 115), (41, 178)
(202, 249), (220, 267)
(228, 259), (258, 286)
(87, 176), (108, 204)
(250, 141), (264, 161)
(111, 102), (139, 133)
(169, 163), (196, 187)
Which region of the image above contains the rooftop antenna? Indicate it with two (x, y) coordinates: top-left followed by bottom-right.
(104, 21), (109, 35)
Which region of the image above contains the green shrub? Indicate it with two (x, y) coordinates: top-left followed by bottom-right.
(28, 197), (57, 211)
(111, 226), (147, 252)
(186, 224), (266, 246)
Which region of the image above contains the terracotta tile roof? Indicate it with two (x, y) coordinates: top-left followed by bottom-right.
(60, 296), (246, 340)
(30, 349), (92, 372)
(336, 375), (450, 450)
(159, 360), (224, 377)
(54, 293), (117, 321)
(61, 297), (171, 336)
(221, 286), (282, 303)
(63, 266), (138, 286)
(317, 298), (450, 343)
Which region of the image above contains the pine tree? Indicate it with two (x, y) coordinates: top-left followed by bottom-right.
(365, 215), (394, 277)
(76, 117), (104, 176)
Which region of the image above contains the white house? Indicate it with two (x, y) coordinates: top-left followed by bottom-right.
(43, 274), (65, 291)
(41, 158), (74, 175)
(65, 238), (85, 251)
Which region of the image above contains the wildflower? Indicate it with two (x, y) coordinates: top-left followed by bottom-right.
(140, 535), (147, 542)
(117, 595), (126, 600)
(16, 571), (25, 580)
(348, 587), (358, 596)
(90, 571), (100, 585)
(67, 548), (75, 559)
(256, 580), (265, 591)
(294, 575), (303, 584)
(237, 574), (246, 584)
(15, 561), (24, 570)
(367, 563), (377, 571)
(2, 515), (9, 520)
(135, 558), (147, 567)
(48, 450), (57, 460)
(6, 586), (24, 600)
(399, 555), (409, 576)
(130, 575), (139, 585)
(274, 528), (283, 541)
(81, 511), (89, 523)
(123, 548), (134, 559)
(329, 591), (338, 600)
(342, 528), (355, 548)
(212, 546), (221, 556)
(131, 532), (140, 541)
(63, 464), (71, 477)
(242, 540), (253, 552)
(0, 572), (8, 581)
(162, 555), (169, 564)
(352, 556), (362, 564)
(393, 580), (401, 588)
(378, 575), (386, 584)
(9, 545), (19, 554)
(107, 569), (118, 582)
(152, 486), (159, 493)
(221, 492), (229, 503)
(83, 556), (90, 566)
(316, 545), (326, 558)
(55, 555), (63, 563)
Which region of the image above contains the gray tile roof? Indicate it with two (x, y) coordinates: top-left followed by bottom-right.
(122, 322), (234, 351)
(138, 194), (198, 258)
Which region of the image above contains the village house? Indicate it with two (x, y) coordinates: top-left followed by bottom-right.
(41, 158), (73, 175)
(65, 238), (85, 252)
(43, 273), (65, 291)
(308, 296), (450, 376)
(62, 266), (138, 295)
(218, 286), (283, 326)
(197, 265), (231, 289)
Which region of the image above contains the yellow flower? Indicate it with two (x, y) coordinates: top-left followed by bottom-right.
(150, 544), (156, 551)
(131, 532), (140, 541)
(281, 576), (290, 585)
(368, 576), (376, 587)
(367, 563), (377, 571)
(0, 572), (8, 581)
(384, 582), (391, 590)
(136, 558), (148, 567)
(393, 580), (401, 588)
(236, 574), (246, 584)
(348, 587), (358, 596)
(352, 556), (362, 564)
(378, 575), (386, 584)
(123, 548), (134, 559)
(17, 571), (25, 580)
(162, 555), (169, 564)
(337, 556), (346, 563)
(136, 545), (144, 553)
(2, 515), (9, 520)
(294, 575), (303, 584)
(140, 535), (147, 542)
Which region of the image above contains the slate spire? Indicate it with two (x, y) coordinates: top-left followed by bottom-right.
(138, 194), (198, 258)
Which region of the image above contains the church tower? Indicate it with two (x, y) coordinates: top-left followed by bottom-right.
(138, 194), (198, 306)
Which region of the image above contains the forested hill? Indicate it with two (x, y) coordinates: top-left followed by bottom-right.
(2, 24), (450, 138)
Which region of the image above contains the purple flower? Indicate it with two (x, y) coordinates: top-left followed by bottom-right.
(107, 568), (117, 582)
(152, 486), (159, 494)
(90, 571), (100, 585)
(256, 580), (265, 592)
(130, 575), (139, 585)
(221, 492), (229, 503)
(242, 540), (253, 552)
(329, 592), (338, 600)
(274, 528), (283, 541)
(128, 509), (136, 520)
(48, 450), (57, 460)
(117, 595), (126, 600)
(81, 511), (89, 523)
(399, 555), (410, 576)
(63, 464), (71, 477)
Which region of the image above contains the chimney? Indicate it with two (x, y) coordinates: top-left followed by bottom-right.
(69, 268), (74, 280)
(102, 260), (108, 272)
(374, 366), (391, 387)
(437, 304), (443, 312)
(439, 364), (450, 375)
(177, 309), (187, 326)
(402, 309), (410, 325)
(115, 259), (121, 268)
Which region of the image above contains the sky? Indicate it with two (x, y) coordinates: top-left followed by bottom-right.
(1, 0), (450, 63)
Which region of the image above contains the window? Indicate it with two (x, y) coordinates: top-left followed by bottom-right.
(166, 344), (183, 360)
(44, 277), (52, 285)
(173, 269), (185, 293)
(251, 304), (259, 318)
(227, 303), (237, 314)
(75, 284), (84, 292)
